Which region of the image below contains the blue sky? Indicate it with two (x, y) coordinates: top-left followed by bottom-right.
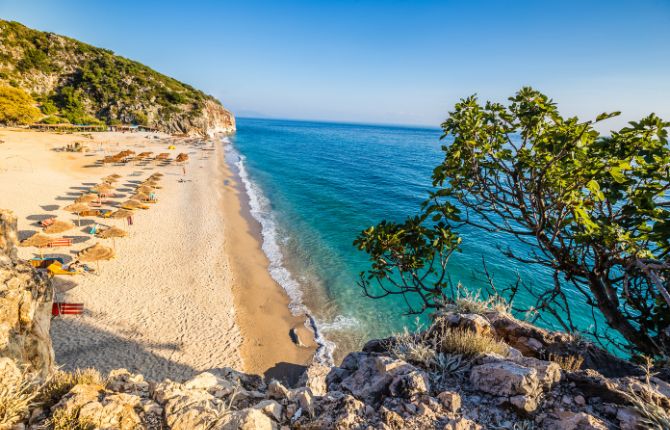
(1, 0), (669, 129)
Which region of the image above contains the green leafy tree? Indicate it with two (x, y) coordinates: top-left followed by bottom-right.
(0, 85), (40, 124)
(356, 87), (670, 360)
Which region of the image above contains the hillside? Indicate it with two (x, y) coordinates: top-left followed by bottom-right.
(0, 20), (234, 136)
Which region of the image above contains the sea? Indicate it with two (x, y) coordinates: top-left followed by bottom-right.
(226, 117), (605, 363)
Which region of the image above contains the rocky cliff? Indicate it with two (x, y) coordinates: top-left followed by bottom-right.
(0, 20), (235, 136)
(1, 210), (668, 429)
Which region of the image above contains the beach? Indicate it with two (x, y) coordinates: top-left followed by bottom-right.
(0, 128), (315, 383)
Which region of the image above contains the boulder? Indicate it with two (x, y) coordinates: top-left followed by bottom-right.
(513, 356), (561, 389)
(253, 399), (283, 421)
(542, 411), (608, 430)
(442, 417), (483, 430)
(437, 391), (461, 413)
(388, 369), (430, 398)
(469, 361), (540, 397)
(298, 363), (330, 396)
(221, 408), (276, 430)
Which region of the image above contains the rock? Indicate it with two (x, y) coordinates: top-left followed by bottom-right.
(442, 417), (483, 430)
(106, 368), (150, 396)
(616, 407), (643, 430)
(388, 369), (430, 398)
(298, 363), (330, 396)
(295, 388), (314, 417)
(222, 408), (275, 430)
(437, 391), (461, 413)
(0, 210), (54, 378)
(543, 411), (608, 430)
(380, 406), (405, 429)
(513, 356), (561, 389)
(254, 400), (283, 421)
(267, 380), (290, 401)
(509, 394), (538, 413)
(470, 361), (540, 397)
(445, 313), (493, 336)
(574, 395), (586, 406)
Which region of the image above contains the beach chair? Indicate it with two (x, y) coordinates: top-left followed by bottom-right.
(79, 209), (102, 217)
(40, 218), (56, 228)
(30, 257), (65, 269)
(52, 302), (84, 316)
(48, 238), (73, 247)
(46, 262), (79, 276)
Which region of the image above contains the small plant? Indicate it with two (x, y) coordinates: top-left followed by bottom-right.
(48, 406), (95, 430)
(386, 326), (437, 367)
(435, 327), (509, 357)
(547, 353), (584, 372)
(621, 385), (670, 430)
(446, 287), (510, 315)
(0, 365), (41, 428)
(38, 368), (104, 409)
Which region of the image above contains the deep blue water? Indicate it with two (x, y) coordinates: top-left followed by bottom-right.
(229, 117), (601, 361)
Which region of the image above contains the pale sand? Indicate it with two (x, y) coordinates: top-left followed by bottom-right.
(0, 128), (315, 382)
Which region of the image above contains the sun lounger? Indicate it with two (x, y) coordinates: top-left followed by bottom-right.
(79, 210), (101, 217)
(48, 238), (73, 247)
(30, 257), (65, 269)
(47, 261), (79, 276)
(52, 302), (84, 316)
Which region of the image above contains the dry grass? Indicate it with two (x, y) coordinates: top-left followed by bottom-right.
(548, 353), (584, 372)
(48, 406), (95, 430)
(387, 327), (437, 367)
(445, 287), (510, 315)
(622, 386), (670, 430)
(37, 368), (104, 409)
(0, 367), (40, 428)
(436, 327), (509, 357)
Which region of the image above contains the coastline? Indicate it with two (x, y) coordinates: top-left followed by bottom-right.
(0, 128), (315, 382)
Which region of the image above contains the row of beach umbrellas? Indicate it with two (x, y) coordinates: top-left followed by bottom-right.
(20, 171), (164, 272)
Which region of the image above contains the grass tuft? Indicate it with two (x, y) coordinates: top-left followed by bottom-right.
(435, 327), (509, 357)
(547, 353), (584, 372)
(445, 287), (511, 315)
(38, 368), (104, 409)
(622, 385), (670, 430)
(0, 365), (40, 428)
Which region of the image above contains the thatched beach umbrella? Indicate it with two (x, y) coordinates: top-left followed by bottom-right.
(176, 153), (189, 163)
(109, 209), (134, 227)
(150, 172), (163, 178)
(96, 226), (127, 249)
(77, 242), (115, 272)
(136, 185), (154, 194)
(20, 232), (53, 258)
(44, 220), (74, 234)
(121, 199), (149, 210)
(102, 175), (119, 183)
(92, 183), (114, 194)
(63, 202), (91, 226)
(75, 193), (99, 204)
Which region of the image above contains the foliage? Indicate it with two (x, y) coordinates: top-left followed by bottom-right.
(0, 85), (40, 124)
(434, 326), (509, 357)
(356, 87), (670, 361)
(37, 369), (104, 409)
(0, 19), (219, 127)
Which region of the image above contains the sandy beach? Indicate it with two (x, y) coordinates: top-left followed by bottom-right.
(0, 128), (315, 383)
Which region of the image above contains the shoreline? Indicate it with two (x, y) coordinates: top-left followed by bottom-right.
(219, 142), (317, 382)
(0, 128), (316, 383)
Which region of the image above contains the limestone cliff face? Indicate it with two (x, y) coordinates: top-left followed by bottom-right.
(157, 99), (236, 137)
(0, 210), (54, 378)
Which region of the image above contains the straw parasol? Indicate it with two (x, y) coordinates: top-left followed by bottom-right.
(108, 174), (122, 179)
(96, 226), (127, 249)
(131, 192), (150, 201)
(44, 220), (74, 234)
(121, 199), (148, 210)
(92, 183), (114, 194)
(75, 194), (99, 203)
(102, 175), (119, 183)
(176, 153), (189, 163)
(109, 209), (134, 226)
(136, 185), (154, 194)
(77, 242), (115, 272)
(150, 173), (163, 178)
(20, 232), (53, 258)
(63, 202), (91, 226)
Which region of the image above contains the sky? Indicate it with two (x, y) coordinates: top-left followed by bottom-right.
(1, 0), (669, 130)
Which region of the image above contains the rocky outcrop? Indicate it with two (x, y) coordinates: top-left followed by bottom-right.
(0, 210), (54, 378)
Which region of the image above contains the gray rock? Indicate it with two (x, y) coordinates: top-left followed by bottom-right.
(470, 361), (540, 397)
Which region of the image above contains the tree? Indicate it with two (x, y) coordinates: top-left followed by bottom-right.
(0, 86), (40, 125)
(356, 87), (670, 360)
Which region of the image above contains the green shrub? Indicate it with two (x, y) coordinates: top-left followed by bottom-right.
(0, 85), (40, 124)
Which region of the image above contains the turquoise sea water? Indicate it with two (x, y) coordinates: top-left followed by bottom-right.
(228, 118), (601, 362)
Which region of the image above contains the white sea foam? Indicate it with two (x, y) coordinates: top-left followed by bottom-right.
(227, 142), (353, 364)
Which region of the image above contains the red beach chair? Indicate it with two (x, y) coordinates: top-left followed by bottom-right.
(52, 302), (84, 316)
(48, 237), (73, 247)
